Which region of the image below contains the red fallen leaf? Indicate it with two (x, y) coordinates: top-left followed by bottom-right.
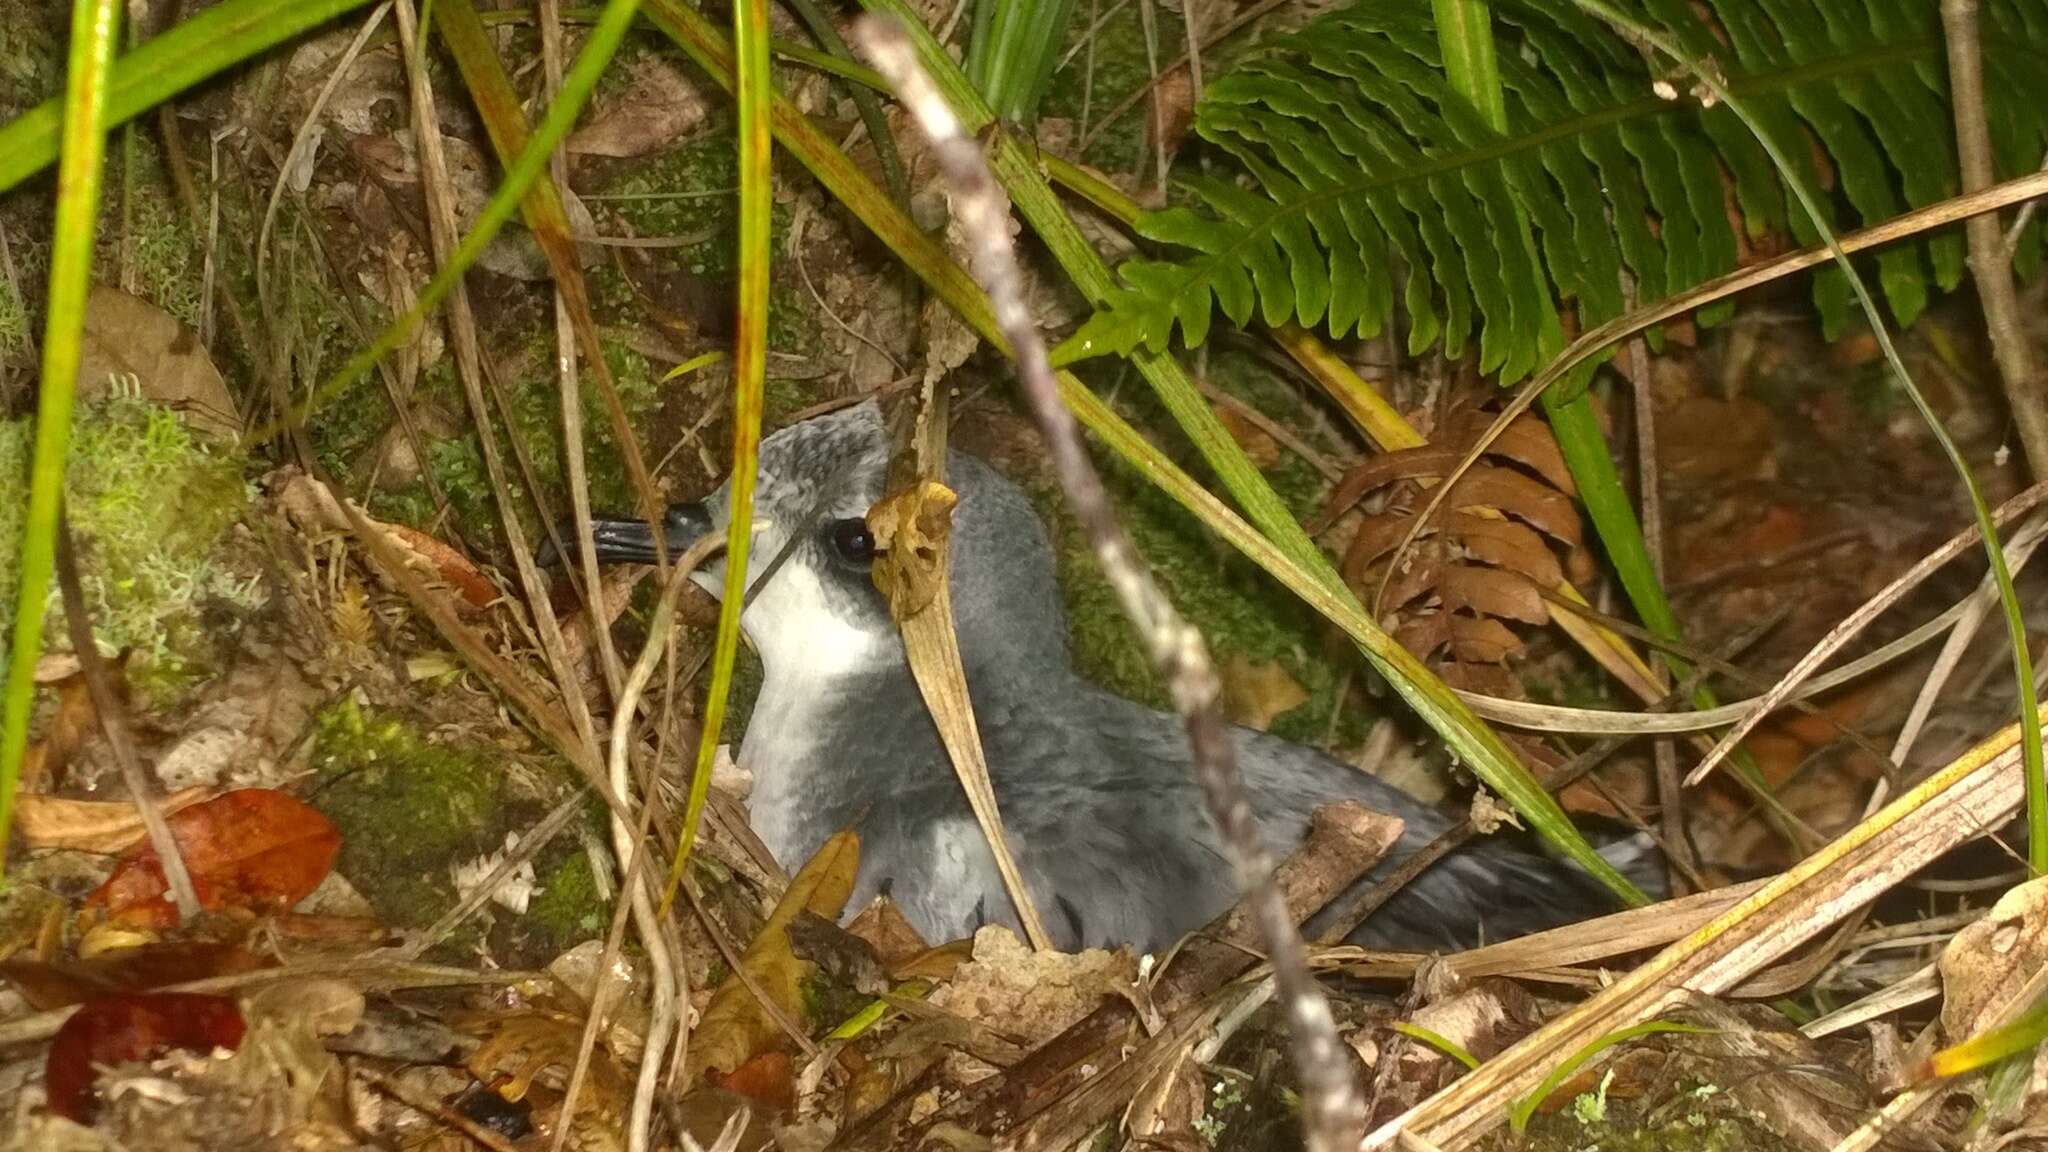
(386, 523), (500, 609)
(85, 789), (340, 930)
(45, 992), (247, 1122)
(710, 1050), (794, 1112)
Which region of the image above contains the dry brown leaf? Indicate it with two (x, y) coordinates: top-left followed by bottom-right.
(564, 55), (707, 158)
(868, 481), (957, 620)
(14, 787), (215, 852)
(847, 895), (934, 972)
(1220, 652), (1309, 730)
(1445, 465), (1582, 549)
(277, 471), (495, 614)
(1448, 513), (1565, 589)
(1443, 413), (1576, 495)
(927, 925), (1137, 1053)
(1448, 616), (1523, 665)
(77, 286), (241, 440)
(18, 674), (97, 795)
(1320, 405), (1587, 700)
(1939, 875), (2048, 1045)
(1438, 567), (1548, 625)
(692, 830), (861, 1076)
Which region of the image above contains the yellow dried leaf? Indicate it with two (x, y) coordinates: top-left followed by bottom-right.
(14, 787), (214, 852)
(1220, 652), (1308, 731)
(867, 480), (956, 620)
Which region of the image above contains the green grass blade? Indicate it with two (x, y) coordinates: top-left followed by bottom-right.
(0, 0), (376, 194)
(665, 0), (772, 901)
(0, 0), (124, 871)
(1508, 1020), (1713, 1132)
(1392, 1022), (1482, 1071)
(1918, 988), (2048, 1081)
(966, 0), (1077, 124)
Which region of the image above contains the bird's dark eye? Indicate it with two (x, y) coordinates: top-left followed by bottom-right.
(826, 518), (877, 565)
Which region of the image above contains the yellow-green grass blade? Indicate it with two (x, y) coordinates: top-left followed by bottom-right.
(0, 0), (124, 869)
(663, 0), (773, 905)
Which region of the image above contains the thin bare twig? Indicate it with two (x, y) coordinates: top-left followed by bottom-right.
(54, 521), (201, 922)
(858, 19), (1364, 1152)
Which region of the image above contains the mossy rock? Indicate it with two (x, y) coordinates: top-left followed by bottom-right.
(0, 397), (252, 694)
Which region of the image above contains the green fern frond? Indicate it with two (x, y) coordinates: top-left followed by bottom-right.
(1068, 0), (2048, 382)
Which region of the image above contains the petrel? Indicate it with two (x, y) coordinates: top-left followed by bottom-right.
(575, 401), (1653, 953)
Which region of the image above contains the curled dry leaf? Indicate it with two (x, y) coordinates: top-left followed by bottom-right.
(18, 673), (97, 795)
(868, 480), (957, 621)
(14, 786), (215, 853)
(83, 789), (341, 930)
(77, 286), (242, 441)
(45, 992), (248, 1122)
(1938, 875), (2048, 1047)
(846, 895), (934, 973)
(383, 523), (500, 609)
(564, 54), (708, 158)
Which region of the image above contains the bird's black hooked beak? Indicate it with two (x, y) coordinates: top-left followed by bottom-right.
(538, 502), (713, 567)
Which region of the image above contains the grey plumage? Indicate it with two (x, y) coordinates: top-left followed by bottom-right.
(576, 401), (1657, 954)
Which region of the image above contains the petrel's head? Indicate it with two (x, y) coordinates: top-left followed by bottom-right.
(576, 400), (1069, 681)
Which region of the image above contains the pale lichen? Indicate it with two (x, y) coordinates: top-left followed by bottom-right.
(0, 398), (253, 686)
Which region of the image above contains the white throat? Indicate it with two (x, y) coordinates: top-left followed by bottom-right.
(739, 561), (894, 678)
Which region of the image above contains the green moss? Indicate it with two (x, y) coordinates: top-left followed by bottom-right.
(799, 966), (872, 1032)
(526, 847), (612, 950)
(0, 398), (252, 691)
(599, 129), (740, 277)
(0, 260), (29, 364)
(310, 698), (518, 950)
(107, 137), (204, 332)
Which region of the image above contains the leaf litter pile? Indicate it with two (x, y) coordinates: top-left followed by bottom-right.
(2, 4), (2048, 1152)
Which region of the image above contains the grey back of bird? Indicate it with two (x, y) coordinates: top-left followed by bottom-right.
(685, 401), (1653, 954)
